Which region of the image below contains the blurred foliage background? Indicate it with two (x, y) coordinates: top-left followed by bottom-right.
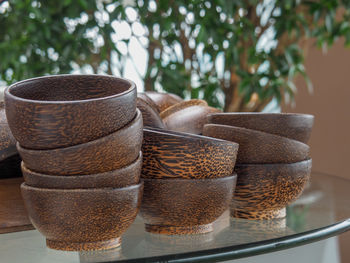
(0, 0), (350, 111)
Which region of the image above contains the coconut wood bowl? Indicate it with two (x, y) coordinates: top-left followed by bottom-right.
(21, 182), (143, 251)
(5, 75), (137, 150)
(145, 91), (183, 112)
(207, 112), (314, 144)
(161, 99), (221, 134)
(142, 128), (238, 179)
(140, 175), (237, 234)
(231, 159), (312, 220)
(203, 124), (310, 164)
(21, 152), (142, 189)
(137, 96), (165, 128)
(0, 102), (17, 161)
(17, 109), (143, 175)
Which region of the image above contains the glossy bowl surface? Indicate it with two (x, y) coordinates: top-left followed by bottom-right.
(5, 75), (137, 149)
(18, 109), (143, 175)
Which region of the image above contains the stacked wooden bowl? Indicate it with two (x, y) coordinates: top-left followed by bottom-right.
(4, 75), (144, 251)
(203, 113), (314, 220)
(140, 127), (239, 234)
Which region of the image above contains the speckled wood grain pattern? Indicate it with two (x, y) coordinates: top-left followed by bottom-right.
(5, 75), (136, 150)
(141, 128), (238, 179)
(231, 159), (312, 220)
(140, 175), (237, 234)
(18, 110), (143, 175)
(203, 124), (310, 164)
(21, 183), (143, 251)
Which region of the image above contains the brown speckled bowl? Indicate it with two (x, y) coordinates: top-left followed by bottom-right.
(137, 96), (165, 128)
(140, 175), (237, 234)
(21, 182), (143, 251)
(207, 112), (314, 144)
(5, 75), (137, 150)
(145, 91), (183, 112)
(21, 152), (142, 189)
(0, 102), (17, 162)
(142, 128), (238, 179)
(203, 124), (309, 164)
(17, 109), (143, 175)
(232, 159), (312, 220)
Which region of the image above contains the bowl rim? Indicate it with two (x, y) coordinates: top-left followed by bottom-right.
(208, 112), (314, 119)
(141, 173), (237, 182)
(235, 159), (312, 168)
(17, 109), (142, 153)
(5, 74), (136, 104)
(20, 181), (143, 192)
(144, 127), (239, 148)
(21, 151), (143, 178)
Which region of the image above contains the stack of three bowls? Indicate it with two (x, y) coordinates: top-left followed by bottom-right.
(140, 127), (239, 234)
(5, 75), (144, 251)
(203, 113), (313, 220)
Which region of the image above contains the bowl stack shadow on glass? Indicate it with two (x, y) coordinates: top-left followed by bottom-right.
(140, 127), (239, 235)
(203, 113), (314, 220)
(4, 75), (144, 251)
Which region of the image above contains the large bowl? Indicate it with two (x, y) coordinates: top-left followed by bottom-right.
(203, 124), (309, 164)
(21, 152), (142, 189)
(18, 109), (143, 175)
(232, 159), (312, 219)
(140, 175), (237, 234)
(5, 75), (137, 150)
(142, 128), (238, 179)
(145, 91), (183, 112)
(207, 113), (314, 144)
(21, 182), (143, 251)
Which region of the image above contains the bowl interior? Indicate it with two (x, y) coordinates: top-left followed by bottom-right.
(8, 75), (133, 102)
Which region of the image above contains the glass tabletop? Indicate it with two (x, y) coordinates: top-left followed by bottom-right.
(1, 172), (349, 263)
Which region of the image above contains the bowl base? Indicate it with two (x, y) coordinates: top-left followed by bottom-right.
(231, 207), (286, 220)
(46, 237), (121, 251)
(145, 223), (213, 235)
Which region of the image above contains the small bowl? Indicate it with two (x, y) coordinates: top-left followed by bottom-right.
(203, 124), (310, 164)
(142, 128), (238, 179)
(159, 99), (208, 119)
(21, 152), (142, 189)
(207, 113), (314, 144)
(232, 159), (312, 219)
(137, 96), (165, 128)
(145, 91), (183, 112)
(5, 75), (137, 150)
(0, 102), (17, 161)
(18, 109), (143, 175)
(21, 182), (143, 251)
(140, 175), (237, 234)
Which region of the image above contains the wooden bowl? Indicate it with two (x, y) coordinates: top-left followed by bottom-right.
(137, 96), (165, 128)
(0, 102), (17, 161)
(231, 159), (312, 220)
(142, 128), (238, 179)
(207, 113), (314, 144)
(145, 91), (183, 112)
(21, 152), (142, 189)
(5, 75), (137, 150)
(161, 100), (221, 134)
(17, 109), (143, 175)
(21, 182), (143, 251)
(203, 124), (310, 164)
(140, 174), (237, 234)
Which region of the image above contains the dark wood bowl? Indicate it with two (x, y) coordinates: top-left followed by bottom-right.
(17, 109), (143, 175)
(5, 75), (137, 150)
(231, 159), (312, 220)
(161, 100), (221, 135)
(207, 113), (314, 144)
(145, 91), (183, 112)
(142, 128), (238, 179)
(140, 174), (237, 234)
(21, 182), (143, 251)
(21, 152), (142, 189)
(0, 102), (17, 162)
(137, 96), (165, 128)
(203, 124), (310, 164)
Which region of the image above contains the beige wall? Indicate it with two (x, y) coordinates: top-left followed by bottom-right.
(283, 39), (350, 262)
